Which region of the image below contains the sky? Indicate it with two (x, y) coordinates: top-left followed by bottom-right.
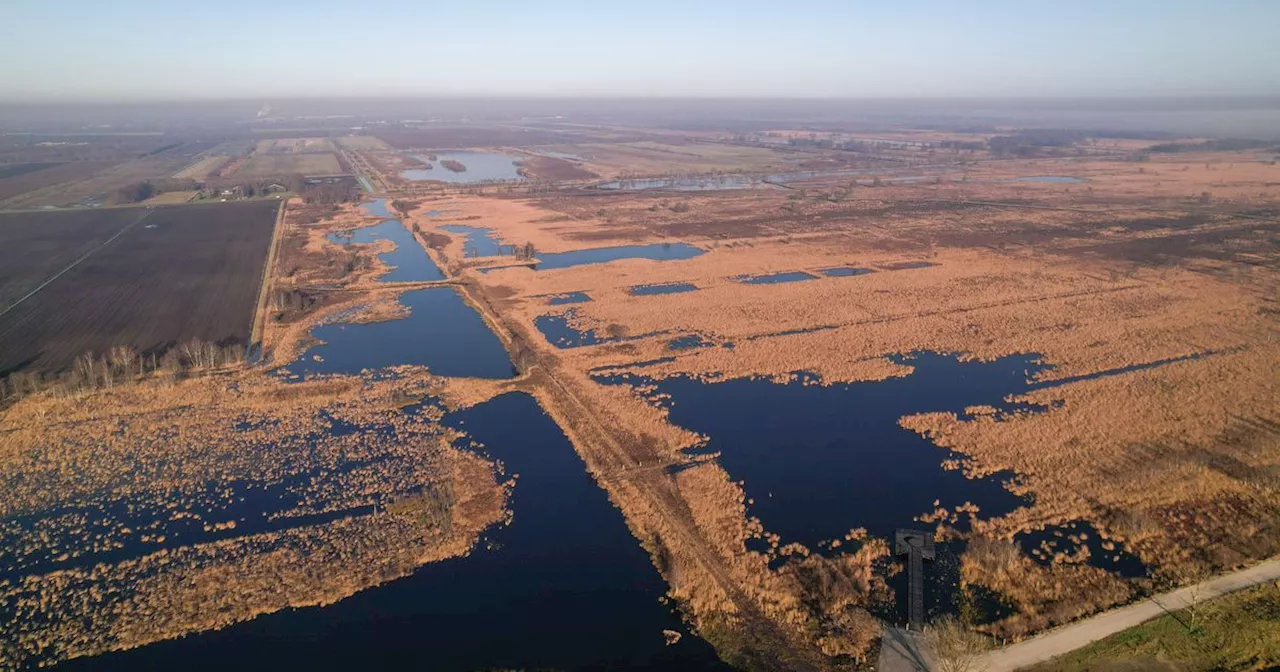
(1, 0), (1278, 101)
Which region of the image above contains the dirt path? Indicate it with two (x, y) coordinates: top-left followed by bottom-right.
(976, 557), (1280, 671)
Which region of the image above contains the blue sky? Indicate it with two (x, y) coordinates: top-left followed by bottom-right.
(1, 0), (1278, 100)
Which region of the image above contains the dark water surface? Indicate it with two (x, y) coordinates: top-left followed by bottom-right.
(1016, 521), (1147, 577)
(535, 311), (605, 348)
(632, 282), (699, 296)
(546, 291), (592, 305)
(535, 243), (705, 270)
(58, 393), (725, 671)
(737, 271), (818, 285)
(596, 352), (1048, 547)
(818, 267), (874, 277)
(299, 288), (515, 379)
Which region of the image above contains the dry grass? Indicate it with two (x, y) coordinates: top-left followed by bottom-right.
(0, 365), (508, 668)
(436, 148), (1280, 665)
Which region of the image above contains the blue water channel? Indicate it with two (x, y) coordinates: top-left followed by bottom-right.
(328, 200), (444, 282)
(299, 288), (516, 379)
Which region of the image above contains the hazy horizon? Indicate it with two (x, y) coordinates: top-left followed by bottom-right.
(3, 0), (1278, 102)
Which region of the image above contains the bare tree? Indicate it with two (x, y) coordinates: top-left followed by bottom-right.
(108, 345), (139, 375)
(923, 616), (988, 672)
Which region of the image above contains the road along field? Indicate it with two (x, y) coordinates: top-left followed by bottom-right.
(0, 199), (281, 374)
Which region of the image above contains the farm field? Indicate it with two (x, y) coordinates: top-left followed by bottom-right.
(335, 135), (390, 150)
(254, 137), (335, 154)
(0, 200), (280, 374)
(0, 207), (151, 308)
(233, 152), (341, 178)
(0, 160), (119, 202)
(171, 155), (229, 180)
(1, 154), (201, 208)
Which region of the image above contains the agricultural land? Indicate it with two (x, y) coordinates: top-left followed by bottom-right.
(0, 200), (280, 374)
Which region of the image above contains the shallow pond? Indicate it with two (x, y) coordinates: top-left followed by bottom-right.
(1016, 521), (1147, 577)
(440, 224), (513, 258)
(818, 267), (874, 277)
(546, 291), (592, 305)
(58, 393), (725, 671)
(535, 311), (604, 348)
(534, 243), (705, 270)
(596, 352), (1048, 547)
(299, 288), (515, 379)
(401, 150), (527, 183)
(631, 282), (699, 296)
(737, 271), (819, 285)
(360, 199), (393, 218)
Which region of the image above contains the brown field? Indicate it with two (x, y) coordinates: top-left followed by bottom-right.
(0, 364), (505, 669)
(335, 135), (391, 150)
(518, 154), (599, 180)
(253, 137), (336, 154)
(234, 152), (342, 178)
(0, 154), (201, 208)
(171, 155), (230, 181)
(0, 160), (119, 202)
(373, 125), (619, 149)
(0, 208), (151, 308)
(140, 190), (198, 204)
(569, 140), (813, 177)
(0, 200), (280, 374)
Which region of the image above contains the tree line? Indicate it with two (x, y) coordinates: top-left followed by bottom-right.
(0, 339), (247, 404)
